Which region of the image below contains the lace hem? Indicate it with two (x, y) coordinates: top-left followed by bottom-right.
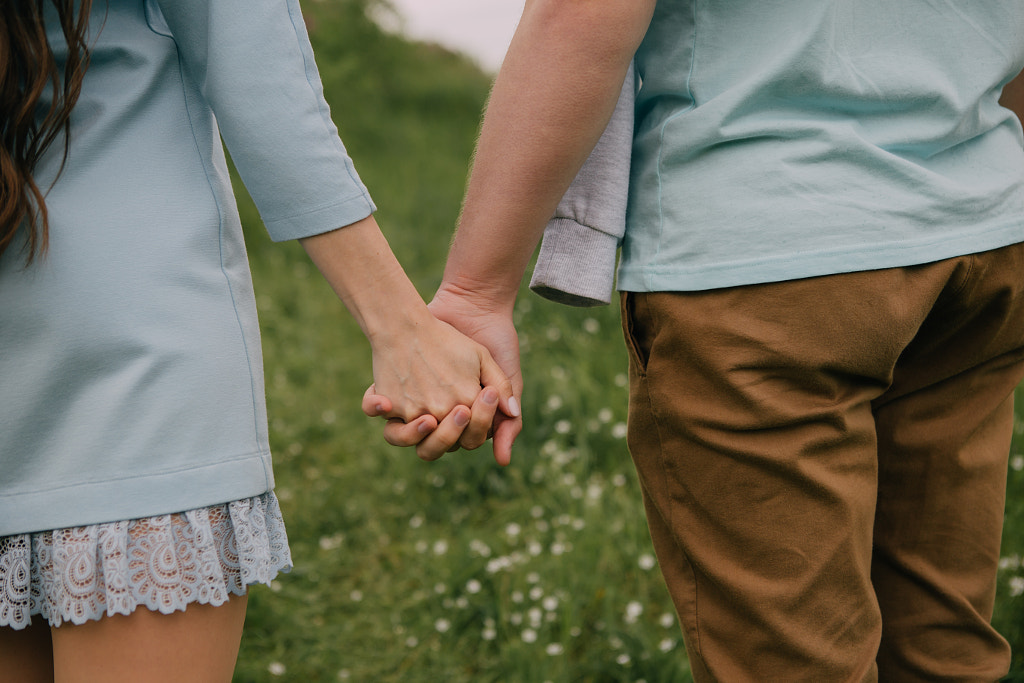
(0, 491), (292, 630)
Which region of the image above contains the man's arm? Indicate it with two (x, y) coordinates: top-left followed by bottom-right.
(439, 0), (656, 311)
(409, 0), (656, 461)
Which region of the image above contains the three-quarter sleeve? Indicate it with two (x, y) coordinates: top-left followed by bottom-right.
(151, 0), (375, 240)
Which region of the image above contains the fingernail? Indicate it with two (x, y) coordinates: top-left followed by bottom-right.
(455, 409), (470, 427)
(483, 388), (498, 404)
(508, 397), (521, 418)
(417, 420), (432, 434)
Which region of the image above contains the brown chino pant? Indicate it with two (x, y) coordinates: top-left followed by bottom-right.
(622, 242), (1024, 682)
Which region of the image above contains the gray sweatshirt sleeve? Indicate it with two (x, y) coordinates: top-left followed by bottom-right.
(529, 65), (635, 307)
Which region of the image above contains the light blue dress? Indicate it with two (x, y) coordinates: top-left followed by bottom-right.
(0, 0), (373, 536)
(0, 0), (374, 627)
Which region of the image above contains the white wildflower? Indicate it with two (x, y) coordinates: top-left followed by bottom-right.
(999, 555), (1021, 570)
(624, 601), (644, 624)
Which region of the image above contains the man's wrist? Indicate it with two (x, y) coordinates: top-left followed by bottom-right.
(433, 277), (518, 319)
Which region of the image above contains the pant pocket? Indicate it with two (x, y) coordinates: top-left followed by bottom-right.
(620, 292), (651, 377)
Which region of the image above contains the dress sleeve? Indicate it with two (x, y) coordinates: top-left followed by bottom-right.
(151, 0), (375, 241)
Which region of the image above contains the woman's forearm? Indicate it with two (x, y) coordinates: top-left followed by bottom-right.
(301, 215), (434, 344)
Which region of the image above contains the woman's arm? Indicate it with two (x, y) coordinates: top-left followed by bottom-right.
(300, 215), (515, 432)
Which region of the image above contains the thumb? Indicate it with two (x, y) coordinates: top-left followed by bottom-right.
(479, 347), (520, 421)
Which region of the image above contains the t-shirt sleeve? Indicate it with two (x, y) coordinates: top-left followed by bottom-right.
(151, 0), (375, 241)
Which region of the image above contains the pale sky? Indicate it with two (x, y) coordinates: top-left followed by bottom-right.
(378, 0), (526, 73)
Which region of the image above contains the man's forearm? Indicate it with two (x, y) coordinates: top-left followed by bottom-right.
(441, 0), (656, 309)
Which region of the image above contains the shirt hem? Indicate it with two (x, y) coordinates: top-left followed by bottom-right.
(617, 225), (1024, 292)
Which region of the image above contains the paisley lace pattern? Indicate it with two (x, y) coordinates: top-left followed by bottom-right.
(0, 492), (291, 630)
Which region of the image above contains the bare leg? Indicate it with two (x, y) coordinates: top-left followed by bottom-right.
(0, 621), (55, 683)
(50, 594), (248, 683)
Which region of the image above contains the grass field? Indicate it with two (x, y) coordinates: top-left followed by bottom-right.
(230, 2), (1024, 680)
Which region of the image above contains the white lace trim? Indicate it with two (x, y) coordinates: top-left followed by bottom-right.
(0, 491), (291, 630)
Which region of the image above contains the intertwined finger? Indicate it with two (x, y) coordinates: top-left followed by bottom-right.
(382, 415), (437, 447)
(415, 405), (472, 461)
(455, 387), (500, 451)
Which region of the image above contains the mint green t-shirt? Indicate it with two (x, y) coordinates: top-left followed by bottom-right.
(0, 0), (374, 535)
(618, 0), (1024, 292)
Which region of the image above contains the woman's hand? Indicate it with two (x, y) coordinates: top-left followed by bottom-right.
(367, 311), (513, 425)
(365, 282), (523, 465)
(299, 216), (517, 463)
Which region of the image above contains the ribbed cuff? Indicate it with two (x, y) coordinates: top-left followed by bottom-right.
(529, 218), (620, 307)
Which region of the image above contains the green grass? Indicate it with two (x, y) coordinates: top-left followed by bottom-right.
(230, 1), (1024, 680)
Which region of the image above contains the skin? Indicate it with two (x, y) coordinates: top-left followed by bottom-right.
(300, 214), (516, 432)
(366, 0), (657, 460)
(0, 596), (246, 683)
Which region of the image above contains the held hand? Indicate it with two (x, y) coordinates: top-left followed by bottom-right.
(367, 314), (517, 451)
(427, 282), (524, 464)
(364, 385), (506, 461)
(368, 317), (512, 422)
(360, 282), (523, 465)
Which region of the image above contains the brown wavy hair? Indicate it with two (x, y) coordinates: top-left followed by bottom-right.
(0, 0), (92, 264)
